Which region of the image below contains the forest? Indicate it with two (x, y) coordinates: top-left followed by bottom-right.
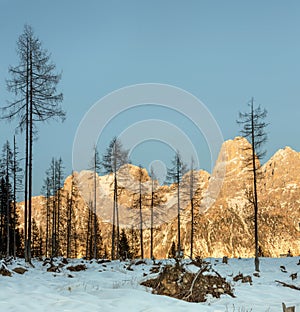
(0, 25), (267, 273)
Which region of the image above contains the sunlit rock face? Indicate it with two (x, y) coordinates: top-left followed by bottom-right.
(18, 137), (300, 258)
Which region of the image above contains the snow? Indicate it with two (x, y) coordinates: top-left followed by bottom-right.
(0, 257), (299, 311)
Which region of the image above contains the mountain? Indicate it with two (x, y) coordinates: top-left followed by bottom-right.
(17, 137), (300, 258)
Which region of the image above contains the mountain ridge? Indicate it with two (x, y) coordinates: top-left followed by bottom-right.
(17, 137), (300, 258)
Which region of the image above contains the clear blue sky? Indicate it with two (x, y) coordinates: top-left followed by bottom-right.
(0, 0), (299, 196)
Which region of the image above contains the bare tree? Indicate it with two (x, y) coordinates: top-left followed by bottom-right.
(90, 146), (101, 259)
(188, 158), (196, 259)
(149, 167), (156, 260)
(12, 136), (22, 258)
(0, 141), (13, 257)
(41, 175), (51, 257)
(131, 165), (147, 259)
(148, 167), (164, 259)
(66, 172), (80, 258)
(102, 137), (128, 259)
(167, 151), (187, 257)
(2, 25), (65, 263)
(237, 98), (268, 272)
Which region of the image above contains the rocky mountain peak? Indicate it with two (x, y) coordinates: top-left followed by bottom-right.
(17, 137), (300, 259)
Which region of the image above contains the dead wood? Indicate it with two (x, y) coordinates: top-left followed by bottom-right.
(276, 280), (300, 291)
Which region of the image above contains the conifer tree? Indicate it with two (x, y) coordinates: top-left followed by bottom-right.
(2, 25), (65, 263)
(237, 98), (268, 272)
(167, 151), (187, 257)
(148, 167), (165, 259)
(119, 229), (131, 260)
(102, 137), (128, 259)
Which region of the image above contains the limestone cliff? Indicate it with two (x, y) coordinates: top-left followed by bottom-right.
(18, 137), (300, 258)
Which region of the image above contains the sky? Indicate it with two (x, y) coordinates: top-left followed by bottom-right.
(0, 0), (300, 196)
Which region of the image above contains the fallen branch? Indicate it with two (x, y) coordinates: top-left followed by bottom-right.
(275, 280), (300, 291)
(183, 266), (207, 300)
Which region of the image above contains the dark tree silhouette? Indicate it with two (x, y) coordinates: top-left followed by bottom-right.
(90, 146), (101, 259)
(167, 151), (187, 257)
(148, 167), (165, 259)
(41, 175), (52, 257)
(237, 98), (268, 272)
(119, 229), (131, 260)
(2, 25), (65, 263)
(0, 139), (22, 258)
(66, 172), (80, 259)
(188, 158), (196, 259)
(102, 137), (128, 259)
(168, 241), (176, 259)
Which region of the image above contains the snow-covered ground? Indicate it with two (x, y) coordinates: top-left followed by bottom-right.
(0, 257), (299, 312)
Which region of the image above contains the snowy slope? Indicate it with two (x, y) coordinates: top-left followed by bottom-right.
(0, 257), (299, 312)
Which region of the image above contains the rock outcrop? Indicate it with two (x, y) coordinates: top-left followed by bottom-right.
(17, 137), (300, 258)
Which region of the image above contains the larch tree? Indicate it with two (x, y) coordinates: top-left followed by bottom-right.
(167, 151), (187, 258)
(66, 171), (80, 259)
(12, 136), (22, 258)
(149, 167), (156, 260)
(55, 158), (64, 256)
(148, 167), (165, 259)
(130, 165), (147, 259)
(90, 146), (101, 259)
(0, 141), (13, 257)
(2, 25), (65, 263)
(42, 157), (64, 257)
(102, 137), (129, 259)
(237, 98), (268, 272)
(188, 158), (196, 259)
(41, 174), (52, 257)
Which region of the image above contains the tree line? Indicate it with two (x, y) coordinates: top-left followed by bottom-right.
(1, 25), (268, 272)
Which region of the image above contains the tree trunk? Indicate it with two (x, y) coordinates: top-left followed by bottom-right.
(177, 170), (181, 257)
(139, 178), (144, 259)
(190, 166), (194, 259)
(27, 46), (33, 264)
(46, 194), (50, 257)
(6, 145), (10, 257)
(251, 99), (260, 272)
(190, 197), (194, 259)
(13, 136), (17, 259)
(150, 183), (154, 259)
(24, 37), (29, 263)
(93, 163), (97, 259)
(111, 172), (116, 260)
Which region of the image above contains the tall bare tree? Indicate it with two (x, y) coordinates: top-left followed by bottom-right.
(12, 136), (22, 258)
(90, 146), (101, 259)
(167, 151), (187, 257)
(41, 175), (51, 257)
(0, 141), (13, 257)
(102, 137), (128, 259)
(188, 158), (196, 259)
(237, 98), (268, 272)
(148, 167), (165, 259)
(66, 172), (79, 259)
(2, 25), (65, 263)
(130, 165), (147, 259)
(149, 167), (156, 260)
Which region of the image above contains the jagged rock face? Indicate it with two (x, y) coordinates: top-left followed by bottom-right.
(18, 137), (300, 258)
(258, 147), (300, 256)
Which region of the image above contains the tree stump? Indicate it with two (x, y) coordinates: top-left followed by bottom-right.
(282, 302), (295, 312)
